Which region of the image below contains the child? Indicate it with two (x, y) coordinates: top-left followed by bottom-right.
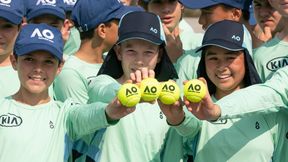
(53, 0), (143, 104)
(186, 19), (285, 162)
(138, 0), (203, 62)
(253, 0), (288, 81)
(0, 23), (121, 162)
(0, 0), (24, 98)
(86, 11), (199, 162)
(175, 0), (255, 91)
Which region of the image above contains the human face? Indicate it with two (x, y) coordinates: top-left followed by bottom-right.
(103, 20), (119, 52)
(11, 51), (62, 96)
(0, 18), (19, 57)
(29, 15), (64, 30)
(254, 0), (285, 34)
(147, 0), (183, 32)
(199, 5), (237, 30)
(204, 46), (245, 98)
(115, 39), (161, 82)
(268, 0), (288, 17)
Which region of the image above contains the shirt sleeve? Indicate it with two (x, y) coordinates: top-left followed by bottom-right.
(217, 66), (288, 119)
(65, 102), (111, 140)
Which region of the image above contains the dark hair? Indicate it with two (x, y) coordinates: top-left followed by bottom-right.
(78, 20), (113, 40)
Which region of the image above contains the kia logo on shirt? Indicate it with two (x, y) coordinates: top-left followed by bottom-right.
(0, 113), (22, 127)
(266, 56), (288, 71)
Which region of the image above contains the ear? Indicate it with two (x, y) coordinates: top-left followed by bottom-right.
(114, 45), (122, 61)
(61, 19), (73, 43)
(231, 8), (242, 22)
(96, 23), (107, 39)
(56, 60), (65, 75)
(10, 55), (18, 71)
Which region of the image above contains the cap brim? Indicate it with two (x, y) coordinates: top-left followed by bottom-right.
(0, 10), (22, 24)
(15, 43), (63, 61)
(117, 32), (163, 45)
(179, 0), (218, 9)
(98, 45), (178, 81)
(196, 39), (244, 53)
(26, 8), (65, 20)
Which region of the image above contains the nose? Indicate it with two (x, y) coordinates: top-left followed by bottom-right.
(198, 13), (206, 30)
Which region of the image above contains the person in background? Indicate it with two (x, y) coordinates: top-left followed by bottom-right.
(253, 0), (288, 81)
(62, 0), (81, 57)
(138, 0), (203, 62)
(0, 0), (24, 98)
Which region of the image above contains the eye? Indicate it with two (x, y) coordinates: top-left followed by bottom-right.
(45, 59), (56, 65)
(24, 57), (33, 62)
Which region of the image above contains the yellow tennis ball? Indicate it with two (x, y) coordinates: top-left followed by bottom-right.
(184, 79), (207, 103)
(159, 80), (180, 105)
(140, 78), (160, 102)
(117, 83), (141, 107)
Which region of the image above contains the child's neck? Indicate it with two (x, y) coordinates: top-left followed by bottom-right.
(277, 20), (288, 41)
(12, 89), (51, 106)
(0, 54), (12, 67)
(75, 40), (104, 64)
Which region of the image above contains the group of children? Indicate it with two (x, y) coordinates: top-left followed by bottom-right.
(0, 0), (288, 162)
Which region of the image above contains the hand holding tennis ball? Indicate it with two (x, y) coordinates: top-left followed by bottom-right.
(184, 79), (207, 103)
(159, 80), (180, 105)
(140, 78), (160, 102)
(117, 83), (141, 107)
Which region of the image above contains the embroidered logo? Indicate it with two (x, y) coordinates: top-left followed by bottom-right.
(0, 0), (11, 7)
(36, 0), (56, 6)
(255, 121), (260, 129)
(0, 113), (22, 127)
(231, 35), (241, 41)
(31, 28), (55, 43)
(49, 121), (54, 129)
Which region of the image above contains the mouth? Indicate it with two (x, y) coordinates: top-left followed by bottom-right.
(216, 74), (231, 80)
(29, 76), (46, 81)
(161, 16), (173, 24)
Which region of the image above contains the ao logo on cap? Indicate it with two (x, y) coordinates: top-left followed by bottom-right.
(0, 0), (11, 4)
(63, 0), (76, 5)
(150, 27), (158, 34)
(36, 0), (56, 5)
(0, 0), (11, 6)
(232, 35), (241, 41)
(31, 28), (55, 43)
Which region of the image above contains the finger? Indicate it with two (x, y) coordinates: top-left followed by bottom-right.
(183, 80), (188, 85)
(263, 26), (272, 40)
(148, 69), (155, 78)
(141, 67), (149, 79)
(135, 70), (142, 83)
(130, 73), (136, 82)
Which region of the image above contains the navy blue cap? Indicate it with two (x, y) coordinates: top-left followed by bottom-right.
(25, 0), (65, 21)
(14, 23), (64, 61)
(117, 11), (166, 45)
(0, 0), (24, 24)
(98, 11), (178, 81)
(196, 20), (252, 55)
(71, 0), (144, 32)
(62, 0), (76, 12)
(179, 0), (246, 9)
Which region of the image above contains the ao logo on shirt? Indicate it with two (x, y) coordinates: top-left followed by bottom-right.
(36, 0), (56, 6)
(0, 0), (11, 6)
(0, 113), (22, 127)
(31, 28), (55, 43)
